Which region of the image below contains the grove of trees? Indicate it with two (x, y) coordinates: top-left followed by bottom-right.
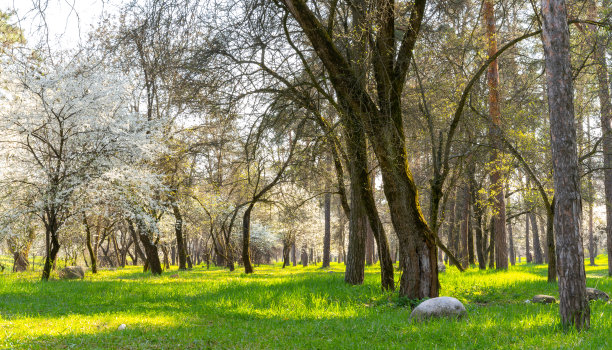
(0, 0), (610, 331)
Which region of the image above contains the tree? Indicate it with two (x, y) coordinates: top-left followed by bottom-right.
(484, 0), (508, 270)
(0, 53), (156, 280)
(541, 0), (590, 330)
(279, 0), (437, 298)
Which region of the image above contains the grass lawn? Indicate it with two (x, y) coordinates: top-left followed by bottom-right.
(1, 256), (611, 349)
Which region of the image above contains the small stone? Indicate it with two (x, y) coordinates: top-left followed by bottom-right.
(117, 324), (127, 331)
(586, 288), (609, 302)
(58, 266), (85, 280)
(531, 295), (556, 304)
(170, 274), (179, 278)
(410, 297), (467, 321)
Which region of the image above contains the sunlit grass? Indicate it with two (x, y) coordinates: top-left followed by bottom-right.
(1, 256), (611, 349)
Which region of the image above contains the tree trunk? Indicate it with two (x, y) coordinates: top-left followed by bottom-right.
(588, 201), (595, 265)
(366, 225), (374, 265)
(127, 220), (147, 266)
(485, 0), (508, 270)
(42, 226), (60, 281)
(139, 233), (163, 275)
(172, 204), (188, 270)
(242, 204), (255, 274)
(525, 212), (532, 262)
(322, 191), (332, 268)
(344, 165), (367, 284)
(468, 207), (475, 266)
(508, 221), (515, 266)
(84, 217), (97, 273)
(13, 252), (29, 272)
(459, 181), (470, 269)
(291, 241), (297, 266)
(531, 212), (544, 264)
(301, 246), (309, 267)
(546, 207), (557, 282)
(541, 0), (590, 330)
(469, 169), (486, 269)
(488, 217), (495, 269)
(282, 241), (291, 268)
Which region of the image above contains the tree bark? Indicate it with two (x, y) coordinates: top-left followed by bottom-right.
(485, 0), (508, 270)
(172, 204), (188, 270)
(139, 233), (163, 275)
(322, 191), (332, 268)
(525, 212), (532, 262)
(508, 221), (515, 266)
(541, 0), (590, 330)
(42, 215), (60, 281)
(488, 217), (495, 269)
(282, 241), (291, 268)
(242, 204), (255, 274)
(344, 153), (367, 284)
(588, 201), (595, 265)
(531, 212), (544, 264)
(84, 217), (97, 273)
(459, 181), (470, 268)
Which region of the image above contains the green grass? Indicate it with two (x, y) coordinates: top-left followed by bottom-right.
(1, 256), (611, 349)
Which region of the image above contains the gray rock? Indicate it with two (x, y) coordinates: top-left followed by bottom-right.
(531, 295), (556, 304)
(586, 288), (609, 302)
(438, 264), (446, 272)
(410, 296), (467, 321)
(59, 266), (85, 280)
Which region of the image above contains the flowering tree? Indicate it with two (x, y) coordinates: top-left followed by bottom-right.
(0, 53), (156, 280)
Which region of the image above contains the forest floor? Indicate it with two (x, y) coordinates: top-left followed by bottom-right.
(1, 256), (611, 349)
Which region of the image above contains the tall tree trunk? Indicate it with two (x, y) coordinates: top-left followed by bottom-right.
(525, 212), (532, 262)
(42, 214), (60, 281)
(242, 204), (255, 274)
(531, 212), (544, 264)
(301, 246), (309, 267)
(546, 207), (557, 281)
(469, 168), (486, 269)
(42, 230), (60, 280)
(366, 225), (375, 265)
(322, 191), (332, 268)
(508, 221), (515, 266)
(344, 157), (367, 284)
(84, 217), (97, 273)
(588, 201), (595, 265)
(359, 159), (395, 290)
(291, 241), (297, 266)
(282, 241), (291, 268)
(172, 204), (188, 270)
(139, 233), (163, 275)
(488, 217), (495, 269)
(485, 0), (508, 270)
(541, 0), (590, 330)
(459, 181), (470, 268)
(127, 220), (147, 265)
(468, 207), (475, 266)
